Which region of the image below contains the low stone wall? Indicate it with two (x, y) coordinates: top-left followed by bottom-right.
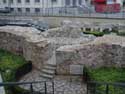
(0, 26), (53, 70)
(56, 35), (125, 75)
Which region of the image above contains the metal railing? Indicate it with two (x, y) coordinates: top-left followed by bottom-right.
(0, 81), (54, 94)
(0, 0), (125, 19)
(87, 81), (125, 94)
(0, 9), (125, 19)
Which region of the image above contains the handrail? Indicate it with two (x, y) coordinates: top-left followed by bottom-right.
(87, 81), (125, 94)
(0, 80), (55, 94)
(0, 81), (52, 86)
(87, 81), (125, 87)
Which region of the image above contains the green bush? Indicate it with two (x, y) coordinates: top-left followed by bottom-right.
(103, 29), (111, 34)
(83, 31), (104, 37)
(117, 31), (125, 36)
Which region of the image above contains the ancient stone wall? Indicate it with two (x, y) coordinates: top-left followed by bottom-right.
(56, 35), (125, 75)
(0, 32), (24, 55)
(0, 26), (53, 71)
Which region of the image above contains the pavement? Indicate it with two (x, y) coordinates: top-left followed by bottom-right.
(19, 69), (87, 94)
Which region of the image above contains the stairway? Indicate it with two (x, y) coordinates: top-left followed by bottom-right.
(40, 51), (56, 79)
(40, 63), (56, 79)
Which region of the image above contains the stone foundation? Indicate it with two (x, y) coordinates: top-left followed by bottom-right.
(0, 26), (54, 71)
(0, 26), (124, 76)
(56, 35), (125, 75)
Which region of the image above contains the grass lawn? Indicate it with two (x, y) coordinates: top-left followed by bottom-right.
(87, 67), (125, 83)
(86, 67), (125, 94)
(0, 49), (27, 82)
(0, 49), (29, 94)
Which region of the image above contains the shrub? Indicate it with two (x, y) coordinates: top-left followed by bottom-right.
(83, 31), (104, 37)
(117, 31), (125, 36)
(103, 28), (111, 34)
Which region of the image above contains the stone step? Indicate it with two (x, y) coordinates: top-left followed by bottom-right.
(45, 63), (56, 67)
(40, 73), (53, 79)
(42, 69), (55, 74)
(44, 65), (56, 70)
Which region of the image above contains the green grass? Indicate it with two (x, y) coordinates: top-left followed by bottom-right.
(0, 49), (27, 82)
(0, 49), (28, 94)
(87, 67), (125, 83)
(86, 67), (125, 94)
(83, 31), (104, 37)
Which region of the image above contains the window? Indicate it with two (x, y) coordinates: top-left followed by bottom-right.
(10, 0), (13, 3)
(35, 8), (40, 13)
(3, 0), (6, 4)
(17, 0), (21, 3)
(73, 0), (77, 6)
(51, 0), (57, 3)
(17, 8), (22, 12)
(79, 0), (82, 5)
(10, 8), (14, 12)
(25, 0), (30, 3)
(35, 0), (40, 3)
(26, 8), (30, 12)
(65, 0), (70, 6)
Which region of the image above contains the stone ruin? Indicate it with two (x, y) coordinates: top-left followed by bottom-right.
(0, 24), (124, 94)
(0, 24), (124, 76)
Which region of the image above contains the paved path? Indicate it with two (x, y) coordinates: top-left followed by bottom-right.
(19, 69), (87, 94)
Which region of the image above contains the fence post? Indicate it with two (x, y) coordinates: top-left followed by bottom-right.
(52, 81), (54, 94)
(45, 82), (47, 94)
(106, 84), (109, 94)
(86, 83), (88, 94)
(93, 83), (96, 94)
(30, 83), (33, 94)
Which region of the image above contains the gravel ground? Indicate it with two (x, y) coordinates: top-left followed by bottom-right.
(19, 69), (87, 94)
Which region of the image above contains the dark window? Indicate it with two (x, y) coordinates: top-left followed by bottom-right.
(35, 0), (40, 3)
(10, 8), (14, 12)
(17, 8), (22, 12)
(65, 0), (70, 5)
(26, 8), (30, 12)
(17, 0), (21, 3)
(25, 0), (30, 3)
(3, 0), (6, 4)
(51, 0), (57, 3)
(10, 0), (13, 3)
(35, 8), (40, 13)
(79, 0), (82, 5)
(86, 28), (91, 31)
(73, 0), (77, 6)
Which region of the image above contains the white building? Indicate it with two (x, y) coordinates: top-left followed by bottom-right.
(107, 0), (123, 6)
(0, 0), (89, 14)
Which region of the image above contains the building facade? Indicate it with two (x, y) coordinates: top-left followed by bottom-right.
(0, 0), (89, 14)
(93, 0), (123, 13)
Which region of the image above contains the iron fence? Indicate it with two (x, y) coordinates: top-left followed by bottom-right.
(1, 9), (125, 19)
(87, 81), (125, 94)
(0, 81), (54, 94)
(0, 0), (125, 18)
